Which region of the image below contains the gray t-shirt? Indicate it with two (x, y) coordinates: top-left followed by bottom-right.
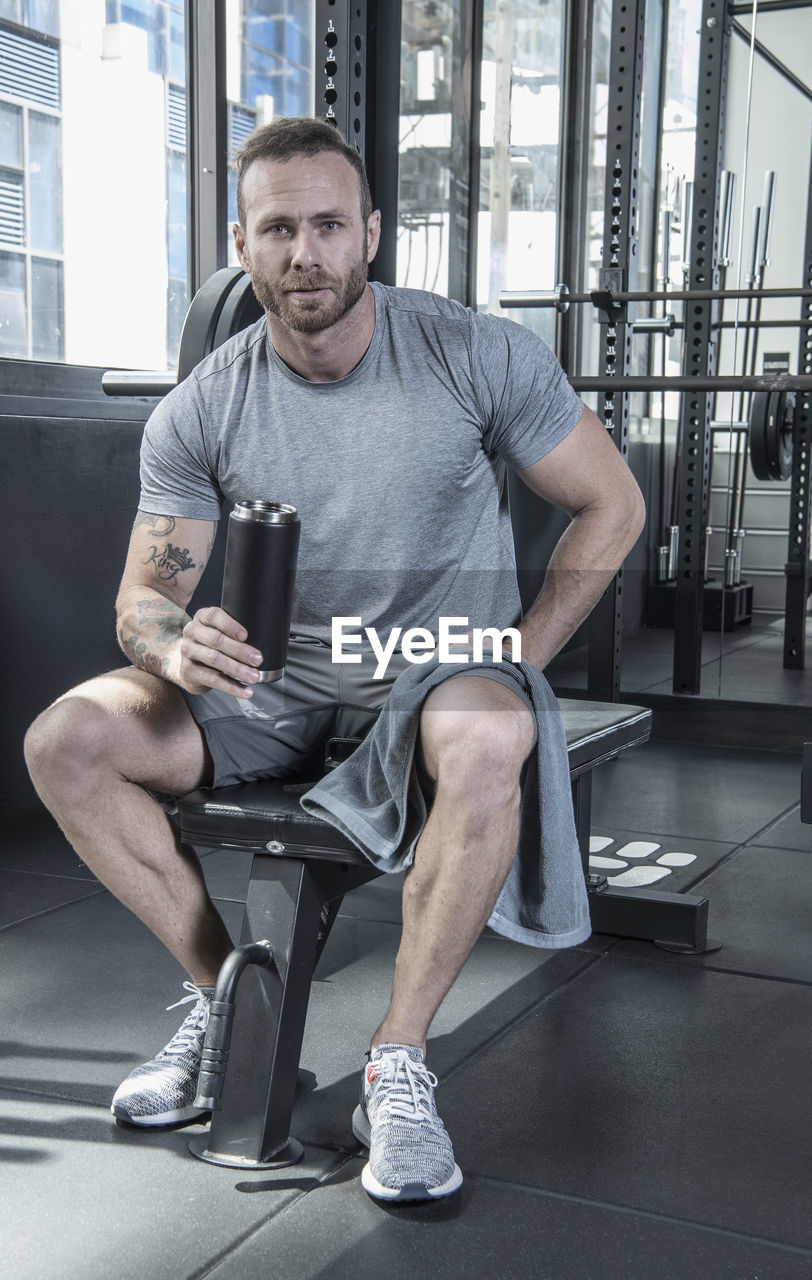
(139, 282), (583, 645)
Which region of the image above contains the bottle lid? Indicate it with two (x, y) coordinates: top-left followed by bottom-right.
(232, 500), (298, 524)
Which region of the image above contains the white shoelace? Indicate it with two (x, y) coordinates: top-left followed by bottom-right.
(161, 981), (211, 1057)
(373, 1051), (439, 1124)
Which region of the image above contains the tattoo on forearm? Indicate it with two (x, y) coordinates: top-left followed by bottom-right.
(119, 628), (170, 677)
(136, 598), (186, 643)
(134, 512), (177, 537)
(142, 543), (197, 582)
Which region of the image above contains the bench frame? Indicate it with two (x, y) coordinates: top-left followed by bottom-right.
(177, 698), (710, 1170)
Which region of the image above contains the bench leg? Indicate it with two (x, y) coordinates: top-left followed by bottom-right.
(189, 854), (381, 1169)
(571, 773), (593, 879)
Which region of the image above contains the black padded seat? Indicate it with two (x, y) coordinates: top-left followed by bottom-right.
(179, 777), (360, 860)
(559, 697), (652, 776)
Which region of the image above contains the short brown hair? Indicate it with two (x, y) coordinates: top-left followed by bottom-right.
(235, 117), (374, 227)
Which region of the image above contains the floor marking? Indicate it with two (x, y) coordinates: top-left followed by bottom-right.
(656, 852), (697, 867)
(589, 856), (629, 870)
(614, 840), (661, 860)
(589, 835), (614, 853)
(608, 866), (672, 887)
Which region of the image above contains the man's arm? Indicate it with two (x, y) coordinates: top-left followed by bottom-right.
(515, 405), (646, 671)
(115, 511), (263, 699)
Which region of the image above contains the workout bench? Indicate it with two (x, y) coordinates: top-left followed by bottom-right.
(176, 695), (711, 1171)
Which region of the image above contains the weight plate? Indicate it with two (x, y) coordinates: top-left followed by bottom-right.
(749, 389), (793, 481)
(177, 267), (242, 383)
(177, 267), (251, 384)
(212, 272), (263, 351)
(777, 391), (796, 480)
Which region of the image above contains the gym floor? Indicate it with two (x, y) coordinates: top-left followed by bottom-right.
(2, 736), (811, 1280)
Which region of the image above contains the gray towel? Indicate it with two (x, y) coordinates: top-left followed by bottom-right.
(300, 655), (591, 950)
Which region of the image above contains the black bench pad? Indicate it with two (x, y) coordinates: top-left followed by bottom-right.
(178, 698), (652, 862)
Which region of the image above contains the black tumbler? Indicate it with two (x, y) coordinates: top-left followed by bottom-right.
(220, 500), (301, 683)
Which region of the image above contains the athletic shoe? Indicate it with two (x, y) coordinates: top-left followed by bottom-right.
(351, 1043), (463, 1201)
(110, 981), (214, 1126)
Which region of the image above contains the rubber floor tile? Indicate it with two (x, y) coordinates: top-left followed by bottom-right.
(0, 889), (244, 1106)
(0, 867), (103, 929)
(0, 1089), (344, 1280)
(590, 742), (802, 843)
(438, 954), (812, 1249)
(756, 805), (812, 853)
(292, 920), (594, 1151)
(615, 844), (812, 984)
(197, 1161), (812, 1280)
(0, 811), (97, 880)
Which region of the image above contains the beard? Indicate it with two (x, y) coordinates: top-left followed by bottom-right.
(249, 246), (369, 334)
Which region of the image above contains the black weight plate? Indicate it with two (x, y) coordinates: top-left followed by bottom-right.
(749, 389), (793, 482)
(776, 391), (795, 481)
(177, 267), (248, 384)
(749, 391), (773, 480)
(212, 272), (263, 350)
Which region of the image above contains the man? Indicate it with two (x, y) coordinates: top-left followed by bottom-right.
(25, 117), (644, 1203)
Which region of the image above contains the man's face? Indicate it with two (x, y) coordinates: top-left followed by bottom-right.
(233, 151), (380, 335)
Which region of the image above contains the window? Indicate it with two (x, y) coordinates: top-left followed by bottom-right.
(31, 253), (61, 358)
(105, 0), (185, 79)
(0, 0), (58, 38)
(0, 8), (185, 367)
(0, 23), (62, 359)
(0, 100), (23, 168)
(225, 0), (315, 259)
(0, 248), (26, 353)
(397, 0), (476, 303)
(241, 0), (313, 117)
(475, 0), (567, 343)
(28, 109), (61, 253)
(0, 3), (319, 370)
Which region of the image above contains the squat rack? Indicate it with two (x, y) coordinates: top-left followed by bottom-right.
(502, 0), (811, 695)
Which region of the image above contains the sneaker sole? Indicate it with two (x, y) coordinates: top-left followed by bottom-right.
(360, 1160), (463, 1202)
(111, 1101), (208, 1127)
(351, 1104), (463, 1202)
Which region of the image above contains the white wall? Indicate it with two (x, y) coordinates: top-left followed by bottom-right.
(717, 10), (812, 383)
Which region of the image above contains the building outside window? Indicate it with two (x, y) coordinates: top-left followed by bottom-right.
(0, 15), (63, 359)
(0, 0), (315, 371)
(226, 0), (314, 269)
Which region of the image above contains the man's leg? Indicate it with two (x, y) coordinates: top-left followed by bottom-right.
(371, 673), (535, 1052)
(24, 668), (232, 985)
(354, 673), (534, 1201)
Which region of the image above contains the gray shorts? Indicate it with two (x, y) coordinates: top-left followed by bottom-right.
(182, 638), (414, 789)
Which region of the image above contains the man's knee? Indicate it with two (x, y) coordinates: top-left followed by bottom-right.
(24, 669), (170, 791)
(419, 678), (535, 800)
(25, 688), (117, 789)
(26, 669), (209, 809)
